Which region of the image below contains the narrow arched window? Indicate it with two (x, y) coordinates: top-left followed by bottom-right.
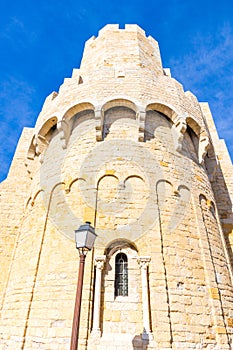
(115, 253), (128, 297)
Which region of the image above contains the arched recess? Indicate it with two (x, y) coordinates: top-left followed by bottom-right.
(102, 98), (138, 113)
(145, 103), (209, 164)
(95, 172), (147, 242)
(33, 117), (58, 162)
(59, 102), (95, 148)
(70, 109), (95, 135)
(145, 102), (183, 151)
(62, 102), (95, 121)
(156, 179), (174, 209)
(186, 116), (201, 136)
(99, 239), (141, 336)
(156, 180), (191, 234)
(146, 102), (178, 124)
(101, 98), (137, 140)
(144, 109), (173, 146)
(95, 174), (120, 226)
(26, 117), (58, 167)
(183, 117), (201, 162)
(38, 116), (58, 140)
(186, 116), (210, 164)
(105, 239), (138, 256)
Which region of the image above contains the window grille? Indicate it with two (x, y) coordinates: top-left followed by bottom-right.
(115, 253), (128, 296)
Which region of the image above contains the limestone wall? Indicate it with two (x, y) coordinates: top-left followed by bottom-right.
(0, 128), (33, 314)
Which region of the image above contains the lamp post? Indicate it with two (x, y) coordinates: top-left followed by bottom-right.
(70, 221), (97, 350)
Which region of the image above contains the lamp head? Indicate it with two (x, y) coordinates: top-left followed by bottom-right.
(75, 221), (97, 253)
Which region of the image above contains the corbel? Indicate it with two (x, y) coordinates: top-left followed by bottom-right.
(137, 108), (146, 142)
(95, 106), (104, 141)
(57, 119), (71, 149)
(198, 133), (210, 165)
(173, 115), (187, 151)
(34, 134), (49, 163)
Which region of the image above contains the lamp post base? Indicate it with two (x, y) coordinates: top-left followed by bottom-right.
(142, 330), (154, 341)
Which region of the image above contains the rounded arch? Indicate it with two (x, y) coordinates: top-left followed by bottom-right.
(156, 179), (174, 190)
(177, 184), (191, 193)
(38, 116), (58, 138)
(146, 101), (179, 124)
(31, 189), (45, 206)
(66, 177), (86, 193)
(101, 99), (138, 140)
(199, 194), (217, 222)
(62, 102), (95, 121)
(124, 174), (145, 185)
(97, 174), (119, 189)
(209, 200), (216, 217)
(104, 238), (138, 257)
(186, 116), (201, 136)
(199, 193), (208, 205)
(182, 116), (205, 162)
(102, 98), (138, 114)
(199, 194), (216, 209)
(25, 196), (32, 209)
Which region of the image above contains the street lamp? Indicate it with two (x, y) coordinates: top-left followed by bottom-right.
(70, 221), (97, 350)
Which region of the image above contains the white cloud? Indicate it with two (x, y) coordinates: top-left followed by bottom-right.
(168, 23), (233, 160)
(0, 16), (37, 47)
(0, 77), (36, 181)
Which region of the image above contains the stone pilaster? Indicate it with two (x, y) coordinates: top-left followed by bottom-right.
(138, 256), (153, 340)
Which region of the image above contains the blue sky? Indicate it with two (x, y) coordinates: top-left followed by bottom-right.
(0, 0), (233, 182)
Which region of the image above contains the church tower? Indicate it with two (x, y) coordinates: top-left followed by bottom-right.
(0, 24), (233, 350)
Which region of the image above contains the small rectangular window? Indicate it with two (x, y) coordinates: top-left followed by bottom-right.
(115, 253), (128, 296)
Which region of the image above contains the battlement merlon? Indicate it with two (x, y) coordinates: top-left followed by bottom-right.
(200, 102), (232, 163)
(85, 24), (147, 44)
(81, 24), (164, 76)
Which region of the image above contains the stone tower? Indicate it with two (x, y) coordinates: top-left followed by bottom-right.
(0, 24), (233, 350)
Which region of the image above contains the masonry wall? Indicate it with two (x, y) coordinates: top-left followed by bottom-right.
(0, 128), (33, 314)
(0, 24), (233, 350)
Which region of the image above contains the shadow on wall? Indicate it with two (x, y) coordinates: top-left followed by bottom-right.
(204, 144), (233, 266)
(132, 334), (149, 350)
